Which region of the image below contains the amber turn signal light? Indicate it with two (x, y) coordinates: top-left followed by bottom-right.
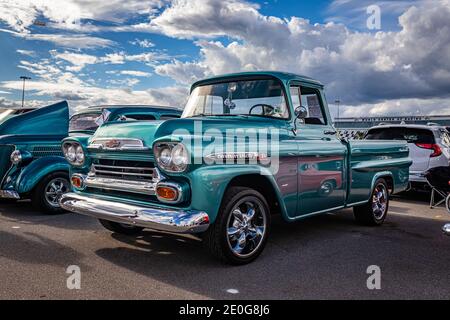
(71, 175), (83, 189)
(156, 185), (178, 201)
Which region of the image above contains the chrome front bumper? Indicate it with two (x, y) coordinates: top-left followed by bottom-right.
(60, 193), (210, 234)
(0, 190), (20, 199)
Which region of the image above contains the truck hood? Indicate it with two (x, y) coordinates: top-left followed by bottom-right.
(91, 120), (166, 147)
(90, 116), (286, 149)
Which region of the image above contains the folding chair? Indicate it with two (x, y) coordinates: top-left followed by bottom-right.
(425, 167), (450, 209)
(428, 181), (447, 208)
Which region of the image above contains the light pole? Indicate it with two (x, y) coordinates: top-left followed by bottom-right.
(334, 99), (341, 120)
(20, 76), (31, 108)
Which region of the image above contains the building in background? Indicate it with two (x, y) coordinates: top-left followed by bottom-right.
(334, 115), (450, 140)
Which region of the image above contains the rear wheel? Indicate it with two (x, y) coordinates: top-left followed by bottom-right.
(32, 172), (70, 214)
(98, 219), (144, 235)
(202, 187), (271, 265)
(354, 178), (389, 226)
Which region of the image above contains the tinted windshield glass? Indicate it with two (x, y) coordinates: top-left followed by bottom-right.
(69, 113), (101, 132)
(182, 79), (289, 119)
(365, 128), (435, 144)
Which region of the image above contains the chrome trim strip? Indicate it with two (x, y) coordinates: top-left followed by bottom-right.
(60, 193), (210, 234)
(93, 169), (155, 178)
(0, 190), (20, 199)
(84, 176), (156, 195)
(93, 164), (154, 171)
(88, 138), (149, 151)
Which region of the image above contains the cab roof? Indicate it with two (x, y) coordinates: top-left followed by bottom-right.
(191, 71), (323, 90)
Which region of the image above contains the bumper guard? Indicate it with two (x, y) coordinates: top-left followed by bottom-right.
(0, 190), (20, 199)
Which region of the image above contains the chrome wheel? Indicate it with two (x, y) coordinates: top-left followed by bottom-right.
(226, 198), (267, 258)
(45, 178), (70, 208)
(443, 223), (450, 236)
(372, 183), (388, 219)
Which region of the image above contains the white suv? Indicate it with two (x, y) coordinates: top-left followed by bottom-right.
(365, 124), (450, 188)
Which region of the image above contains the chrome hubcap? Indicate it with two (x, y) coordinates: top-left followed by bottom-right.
(226, 199), (266, 258)
(372, 184), (388, 219)
(443, 223), (450, 236)
(45, 178), (69, 207)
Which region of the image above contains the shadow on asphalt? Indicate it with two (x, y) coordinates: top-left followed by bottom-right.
(0, 200), (98, 231)
(0, 230), (90, 270)
(95, 210), (450, 299)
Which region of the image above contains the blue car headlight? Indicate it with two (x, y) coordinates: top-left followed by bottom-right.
(10, 150), (32, 166)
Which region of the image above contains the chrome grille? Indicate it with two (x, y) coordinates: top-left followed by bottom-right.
(91, 159), (157, 182)
(85, 159), (160, 196)
(32, 145), (63, 158)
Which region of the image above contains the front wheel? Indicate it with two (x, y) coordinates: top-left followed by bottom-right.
(98, 219), (144, 235)
(202, 187), (271, 265)
(32, 171), (70, 214)
(353, 178), (389, 226)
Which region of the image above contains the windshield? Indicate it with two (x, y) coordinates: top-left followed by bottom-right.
(182, 79), (289, 119)
(69, 113), (102, 132)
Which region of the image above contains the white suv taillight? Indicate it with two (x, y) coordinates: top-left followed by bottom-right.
(415, 143), (442, 157)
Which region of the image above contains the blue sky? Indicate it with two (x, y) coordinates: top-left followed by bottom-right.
(0, 0), (449, 117)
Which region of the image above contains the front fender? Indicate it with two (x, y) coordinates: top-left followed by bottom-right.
(16, 156), (70, 194)
(186, 165), (287, 223)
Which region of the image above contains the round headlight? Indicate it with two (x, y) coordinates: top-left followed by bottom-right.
(63, 142), (85, 166)
(171, 144), (188, 167)
(154, 142), (189, 172)
(75, 145), (85, 164)
(159, 147), (172, 166)
(10, 150), (22, 165)
(67, 145), (76, 162)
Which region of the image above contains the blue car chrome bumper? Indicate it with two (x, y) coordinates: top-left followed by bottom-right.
(60, 192), (210, 234)
(0, 190), (20, 199)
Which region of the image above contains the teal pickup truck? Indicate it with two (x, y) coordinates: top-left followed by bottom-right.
(60, 72), (412, 264)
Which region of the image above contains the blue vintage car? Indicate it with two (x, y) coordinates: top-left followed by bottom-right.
(0, 103), (181, 214)
(0, 101), (70, 213)
(60, 72), (412, 264)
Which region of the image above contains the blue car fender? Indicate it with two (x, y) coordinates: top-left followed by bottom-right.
(16, 156), (70, 194)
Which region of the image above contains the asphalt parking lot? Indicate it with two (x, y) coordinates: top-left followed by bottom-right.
(1, 193), (449, 300)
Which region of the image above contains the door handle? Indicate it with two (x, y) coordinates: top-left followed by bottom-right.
(324, 130), (337, 135)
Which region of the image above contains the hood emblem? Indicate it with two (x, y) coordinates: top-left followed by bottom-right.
(104, 139), (120, 149)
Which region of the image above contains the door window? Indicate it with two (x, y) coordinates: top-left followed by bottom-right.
(290, 85), (326, 125)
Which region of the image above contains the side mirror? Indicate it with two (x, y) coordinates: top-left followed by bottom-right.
(295, 106), (308, 119)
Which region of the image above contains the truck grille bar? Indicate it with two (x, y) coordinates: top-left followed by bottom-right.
(85, 159), (161, 196)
